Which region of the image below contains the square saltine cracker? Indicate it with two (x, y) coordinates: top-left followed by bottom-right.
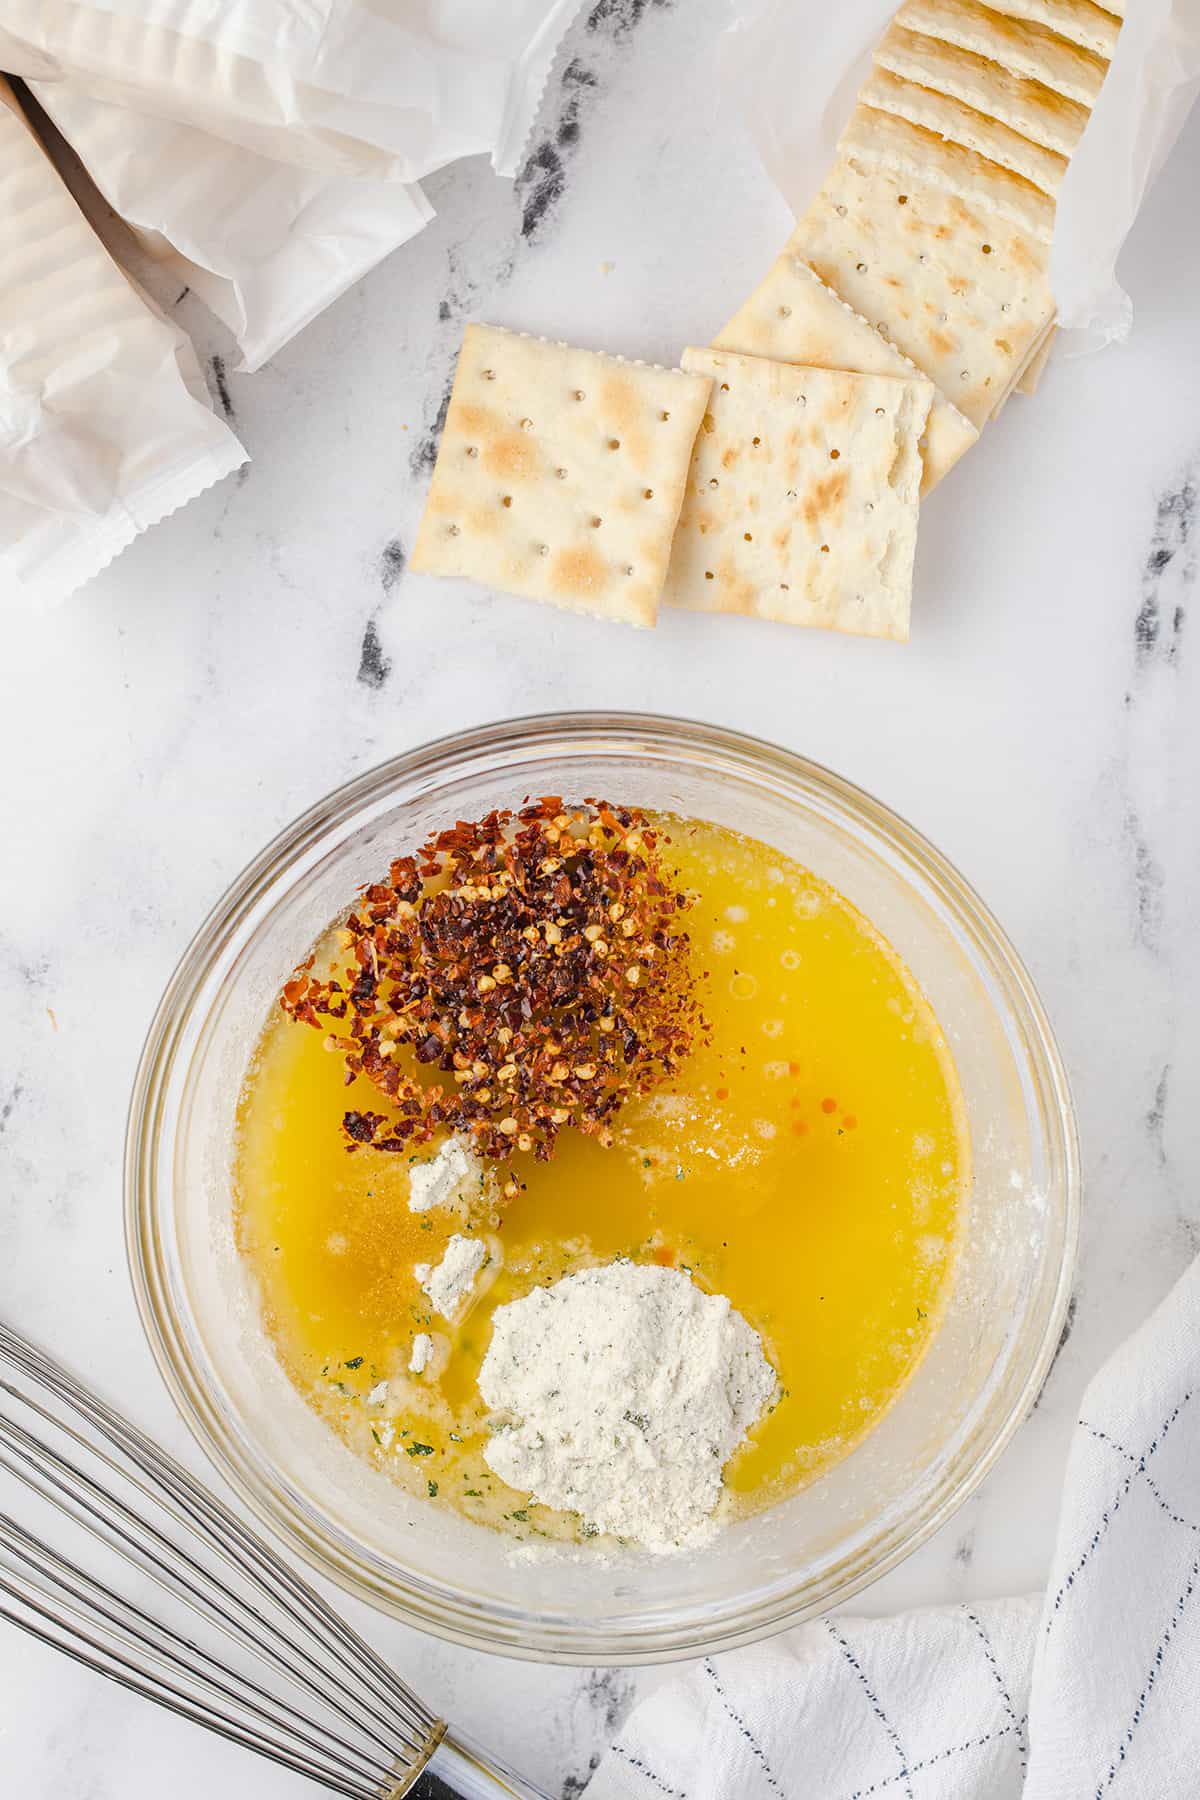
(411, 324), (711, 628)
(663, 348), (931, 641)
(714, 256), (977, 492)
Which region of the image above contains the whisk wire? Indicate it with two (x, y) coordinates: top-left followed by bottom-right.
(0, 1320), (451, 1800)
(0, 1323), (428, 1751)
(0, 1509), (402, 1793)
(0, 1324), (433, 1756)
(0, 1401), (412, 1772)
(0, 1583), (380, 1799)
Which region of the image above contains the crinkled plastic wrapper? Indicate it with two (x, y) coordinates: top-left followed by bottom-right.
(31, 80), (436, 373)
(0, 1), (587, 600)
(0, 80), (246, 607)
(723, 0), (1200, 354)
(0, 0), (583, 182)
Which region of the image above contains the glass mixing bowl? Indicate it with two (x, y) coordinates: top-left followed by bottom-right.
(126, 713), (1077, 1664)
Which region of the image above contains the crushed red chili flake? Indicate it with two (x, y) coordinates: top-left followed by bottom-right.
(280, 800), (705, 1167)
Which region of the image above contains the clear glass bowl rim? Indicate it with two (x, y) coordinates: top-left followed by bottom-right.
(125, 711), (1079, 1665)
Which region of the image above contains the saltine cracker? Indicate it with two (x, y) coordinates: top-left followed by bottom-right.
(894, 0), (1110, 106)
(412, 324), (711, 628)
(858, 66), (1070, 195)
(787, 155), (1054, 429)
(838, 103), (1057, 242)
(663, 348), (931, 642)
(713, 255), (977, 490)
(873, 25), (1091, 157)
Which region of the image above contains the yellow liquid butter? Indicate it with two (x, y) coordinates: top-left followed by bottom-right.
(234, 816), (969, 1544)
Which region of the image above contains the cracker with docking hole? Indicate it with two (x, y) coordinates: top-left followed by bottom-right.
(663, 348), (931, 642)
(858, 66), (1070, 196)
(410, 323), (711, 629)
(837, 105), (1056, 242)
(973, 0), (1121, 59)
(713, 255), (977, 491)
(893, 0), (1111, 107)
(787, 154), (1054, 429)
(873, 25), (1091, 158)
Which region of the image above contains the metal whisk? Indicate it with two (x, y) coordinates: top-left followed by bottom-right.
(0, 1321), (547, 1799)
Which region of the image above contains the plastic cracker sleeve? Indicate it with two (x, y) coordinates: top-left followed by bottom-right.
(722, 0), (1200, 354)
(31, 79), (436, 373)
(0, 81), (246, 608)
(0, 0), (584, 183)
(1049, 0), (1200, 350)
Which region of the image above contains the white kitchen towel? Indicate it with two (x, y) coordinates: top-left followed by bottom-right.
(589, 1256), (1200, 1800)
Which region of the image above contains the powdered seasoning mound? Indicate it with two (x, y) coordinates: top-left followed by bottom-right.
(478, 1261), (778, 1551)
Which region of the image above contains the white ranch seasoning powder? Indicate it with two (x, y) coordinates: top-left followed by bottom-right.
(479, 1261), (777, 1551)
(415, 1233), (487, 1320)
(408, 1136), (487, 1213)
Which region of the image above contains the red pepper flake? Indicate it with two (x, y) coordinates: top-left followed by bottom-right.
(715, 1085), (729, 1101)
(842, 1115), (858, 1131)
(792, 1120), (809, 1137)
(653, 1244), (675, 1265)
(820, 1096), (838, 1114)
(280, 800), (706, 1167)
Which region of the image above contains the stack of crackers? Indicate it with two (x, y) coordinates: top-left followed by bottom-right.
(414, 0), (1123, 643)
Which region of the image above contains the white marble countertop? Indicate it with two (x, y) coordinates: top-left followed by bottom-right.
(3, 3), (1200, 1795)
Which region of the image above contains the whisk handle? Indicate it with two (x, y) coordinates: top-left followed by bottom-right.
(414, 1727), (552, 1799)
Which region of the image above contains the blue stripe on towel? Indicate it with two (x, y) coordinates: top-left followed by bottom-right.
(965, 1607), (1029, 1775)
(703, 1659), (786, 1796)
(1094, 1550), (1200, 1796)
(823, 1621), (914, 1800)
(1046, 1392), (1194, 1631)
(840, 1724), (1020, 1799)
(610, 1741), (688, 1798)
(1083, 1422), (1200, 1536)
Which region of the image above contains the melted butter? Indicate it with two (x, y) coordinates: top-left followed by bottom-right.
(234, 815), (969, 1544)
